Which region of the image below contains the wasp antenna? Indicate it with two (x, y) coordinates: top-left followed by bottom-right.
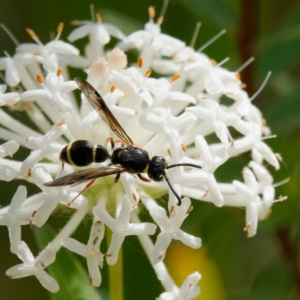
(166, 163), (202, 170)
(164, 173), (181, 206)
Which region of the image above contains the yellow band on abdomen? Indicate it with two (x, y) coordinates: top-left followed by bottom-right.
(92, 144), (97, 163)
(66, 142), (76, 166)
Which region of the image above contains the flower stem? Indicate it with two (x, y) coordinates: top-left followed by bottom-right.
(106, 227), (124, 300)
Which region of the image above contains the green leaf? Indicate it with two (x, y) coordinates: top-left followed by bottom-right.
(34, 225), (102, 300)
(101, 8), (144, 35)
(258, 4), (300, 76)
(250, 262), (292, 300)
(258, 31), (300, 76)
(177, 0), (237, 29)
(262, 80), (300, 134)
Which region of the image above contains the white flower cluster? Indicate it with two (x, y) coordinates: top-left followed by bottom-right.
(0, 5), (286, 299)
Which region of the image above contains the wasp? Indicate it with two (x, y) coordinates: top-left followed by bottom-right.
(44, 78), (202, 205)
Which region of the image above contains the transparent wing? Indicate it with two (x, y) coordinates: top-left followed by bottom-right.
(75, 77), (134, 146)
(44, 165), (125, 187)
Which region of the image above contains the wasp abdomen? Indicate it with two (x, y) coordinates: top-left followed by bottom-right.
(60, 140), (110, 167)
(93, 144), (110, 163)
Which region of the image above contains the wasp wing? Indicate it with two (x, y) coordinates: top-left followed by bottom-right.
(74, 77), (134, 147)
(44, 165), (125, 187)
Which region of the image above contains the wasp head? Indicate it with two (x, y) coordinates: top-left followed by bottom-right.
(148, 156), (167, 182)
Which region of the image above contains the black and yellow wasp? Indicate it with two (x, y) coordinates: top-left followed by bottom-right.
(45, 78), (201, 205)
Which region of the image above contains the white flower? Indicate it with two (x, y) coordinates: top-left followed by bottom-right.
(62, 218), (104, 287)
(20, 121), (67, 176)
(120, 11), (185, 72)
(249, 161), (275, 219)
(0, 84), (20, 106)
(68, 14), (125, 62)
(157, 271), (201, 300)
(142, 196), (201, 264)
(32, 166), (87, 227)
(0, 186), (30, 253)
(93, 194), (157, 265)
(68, 20), (125, 44)
(17, 26), (79, 72)
(21, 71), (78, 113)
(6, 241), (59, 293)
(0, 5), (285, 298)
(187, 64), (239, 96)
(192, 136), (227, 205)
(0, 53), (40, 87)
(233, 179), (260, 237)
(232, 161), (280, 237)
(86, 48), (127, 86)
(228, 134), (279, 169)
(0, 140), (19, 181)
(110, 67), (155, 106)
(122, 21), (184, 55)
(186, 99), (234, 145)
(140, 106), (197, 134)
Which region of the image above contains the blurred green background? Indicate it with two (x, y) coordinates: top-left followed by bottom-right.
(0, 0), (299, 299)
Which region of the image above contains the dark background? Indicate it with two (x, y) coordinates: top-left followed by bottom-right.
(0, 0), (300, 299)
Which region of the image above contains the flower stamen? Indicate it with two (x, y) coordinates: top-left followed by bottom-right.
(159, 0), (169, 22)
(236, 56), (255, 73)
(1, 23), (19, 46)
(138, 57), (143, 68)
(26, 28), (41, 45)
(171, 74), (180, 82)
(56, 68), (62, 76)
(36, 74), (43, 84)
(272, 177), (290, 188)
(197, 29), (226, 52)
(250, 71), (272, 102)
(217, 57), (230, 67)
(96, 12), (102, 23)
(190, 22), (201, 48)
(148, 6), (155, 19)
(144, 69), (152, 77)
(56, 22), (64, 40)
(57, 119), (65, 126)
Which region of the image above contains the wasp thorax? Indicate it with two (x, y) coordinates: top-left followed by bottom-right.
(148, 156), (167, 181)
(60, 140), (110, 167)
(111, 146), (150, 173)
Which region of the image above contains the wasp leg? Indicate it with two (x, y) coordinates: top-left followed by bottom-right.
(137, 174), (151, 182)
(67, 179), (96, 206)
(114, 173), (121, 183)
(61, 162), (65, 171)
